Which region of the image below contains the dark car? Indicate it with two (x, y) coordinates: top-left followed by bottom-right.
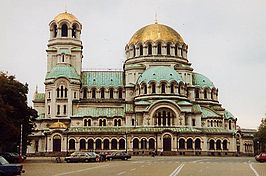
(255, 153), (266, 162)
(106, 152), (131, 161)
(0, 156), (24, 176)
(65, 152), (99, 163)
(0, 153), (23, 163)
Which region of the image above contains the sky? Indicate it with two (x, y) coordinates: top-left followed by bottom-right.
(0, 0), (266, 129)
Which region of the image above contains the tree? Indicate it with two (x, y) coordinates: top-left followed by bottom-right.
(254, 118), (266, 152)
(0, 72), (37, 153)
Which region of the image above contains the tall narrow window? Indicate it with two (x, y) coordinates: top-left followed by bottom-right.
(170, 83), (174, 93)
(192, 119), (196, 126)
(167, 43), (171, 55)
(74, 92), (76, 99)
(151, 83), (156, 94)
(83, 88), (87, 99)
(143, 84), (147, 94)
(204, 89), (208, 99)
(64, 88), (67, 97)
(62, 24), (68, 37)
(109, 88), (114, 99)
(195, 89), (199, 98)
(53, 25), (57, 38)
(62, 54), (65, 62)
(157, 43), (161, 55)
(72, 25), (76, 38)
(60, 86), (64, 98)
(118, 88), (123, 99)
(57, 88), (60, 98)
(175, 45), (178, 56)
(161, 83), (166, 93)
(139, 45), (143, 56)
(48, 105), (50, 114)
(92, 88), (96, 99)
(133, 46), (136, 57)
(100, 88), (105, 99)
(148, 43), (152, 55)
(229, 120), (232, 130)
(57, 105), (60, 115)
(63, 105), (67, 115)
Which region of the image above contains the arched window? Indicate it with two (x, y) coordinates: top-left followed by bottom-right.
(84, 119), (91, 126)
(211, 120), (213, 127)
(72, 25), (77, 38)
(216, 140), (221, 150)
(151, 82), (156, 94)
(229, 120), (232, 130)
(179, 139), (185, 149)
(143, 84), (147, 94)
(195, 139), (201, 150)
(84, 119), (88, 126)
(118, 88), (123, 99)
(69, 139), (75, 150)
(80, 139), (86, 150)
(63, 105), (67, 115)
(109, 88), (114, 99)
(157, 43), (161, 55)
(170, 83), (175, 93)
(95, 139), (102, 150)
(61, 24), (68, 37)
(223, 140), (228, 150)
(57, 105), (60, 115)
(103, 139), (109, 150)
(167, 43), (171, 55)
(139, 45), (143, 56)
(161, 83), (166, 94)
(111, 139), (117, 150)
(83, 88), (87, 99)
(60, 86), (64, 97)
(100, 88), (105, 99)
(119, 139), (125, 150)
(148, 43), (152, 55)
(175, 44), (178, 56)
(141, 139), (147, 149)
(133, 138), (139, 149)
(118, 119), (121, 126)
(209, 139), (215, 150)
(92, 88), (96, 99)
(149, 138), (155, 149)
(56, 88), (60, 97)
(53, 25), (57, 38)
(88, 139), (94, 150)
(187, 138), (193, 149)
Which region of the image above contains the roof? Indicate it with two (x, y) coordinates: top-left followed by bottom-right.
(128, 23), (184, 45)
(34, 93), (45, 101)
(201, 107), (221, 118)
(46, 65), (80, 80)
(73, 107), (125, 117)
(224, 110), (235, 119)
(54, 12), (78, 23)
(82, 71), (123, 88)
(192, 73), (215, 88)
(137, 66), (183, 84)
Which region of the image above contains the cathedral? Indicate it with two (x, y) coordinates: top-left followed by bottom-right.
(27, 12), (254, 156)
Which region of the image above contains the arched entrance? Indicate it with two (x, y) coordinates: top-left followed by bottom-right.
(163, 134), (172, 151)
(53, 135), (61, 152)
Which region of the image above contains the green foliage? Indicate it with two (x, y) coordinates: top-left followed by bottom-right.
(0, 72), (37, 153)
(254, 118), (266, 152)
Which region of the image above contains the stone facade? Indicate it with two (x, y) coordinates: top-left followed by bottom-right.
(27, 12), (254, 156)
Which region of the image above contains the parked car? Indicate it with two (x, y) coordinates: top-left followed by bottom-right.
(65, 152), (99, 163)
(0, 156), (24, 176)
(86, 152), (100, 162)
(106, 152), (131, 161)
(0, 153), (23, 163)
(255, 153), (266, 162)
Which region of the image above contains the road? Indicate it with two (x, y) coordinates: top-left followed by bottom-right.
(22, 156), (265, 176)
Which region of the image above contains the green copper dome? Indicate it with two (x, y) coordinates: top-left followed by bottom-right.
(192, 73), (215, 88)
(137, 66), (183, 84)
(46, 65), (80, 80)
(224, 110), (235, 119)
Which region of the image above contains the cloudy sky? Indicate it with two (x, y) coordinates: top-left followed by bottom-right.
(1, 0), (265, 129)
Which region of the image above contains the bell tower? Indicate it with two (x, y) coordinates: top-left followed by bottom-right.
(44, 12), (83, 119)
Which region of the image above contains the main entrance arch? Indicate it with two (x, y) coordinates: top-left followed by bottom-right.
(53, 135), (61, 152)
(163, 134), (172, 151)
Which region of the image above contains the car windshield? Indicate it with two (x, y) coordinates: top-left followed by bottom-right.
(0, 156), (9, 165)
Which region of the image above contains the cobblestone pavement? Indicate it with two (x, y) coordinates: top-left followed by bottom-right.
(22, 156), (266, 176)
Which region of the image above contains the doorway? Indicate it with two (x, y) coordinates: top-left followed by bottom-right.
(53, 135), (61, 152)
(163, 134), (172, 151)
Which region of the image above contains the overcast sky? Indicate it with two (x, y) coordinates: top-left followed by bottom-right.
(1, 0), (266, 129)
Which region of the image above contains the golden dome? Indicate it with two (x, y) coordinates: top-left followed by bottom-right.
(128, 23), (184, 45)
(49, 122), (67, 129)
(54, 12), (78, 23)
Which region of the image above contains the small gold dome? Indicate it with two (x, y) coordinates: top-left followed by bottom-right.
(50, 122), (67, 129)
(54, 12), (78, 23)
(128, 23), (184, 45)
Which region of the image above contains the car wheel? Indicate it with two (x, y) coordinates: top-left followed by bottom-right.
(85, 159), (89, 163)
(124, 157), (128, 160)
(109, 158), (113, 161)
(66, 159), (70, 163)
